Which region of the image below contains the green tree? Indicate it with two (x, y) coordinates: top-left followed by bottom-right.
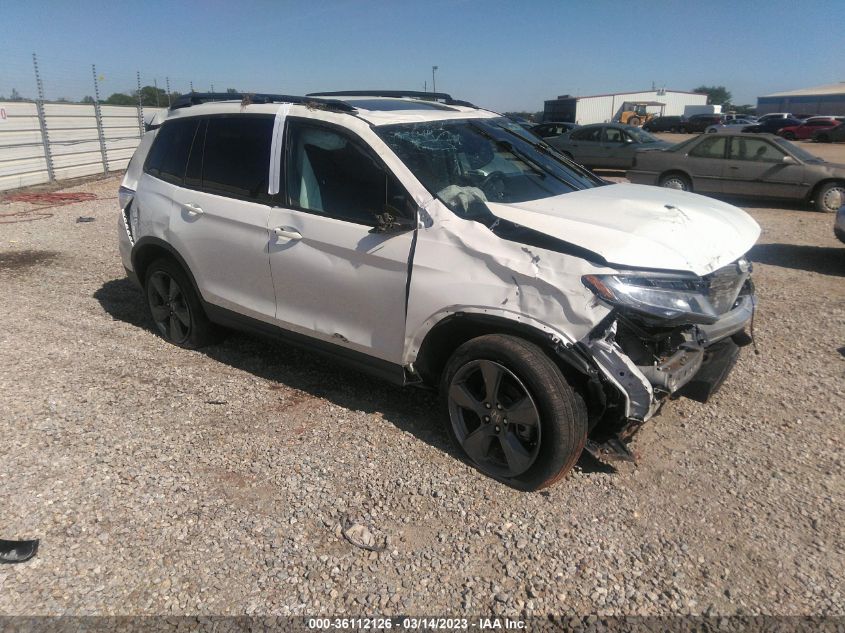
(105, 92), (135, 106)
(138, 85), (168, 107)
(10, 88), (24, 101)
(693, 85), (733, 107)
(226, 88), (238, 94)
(81, 96), (95, 104)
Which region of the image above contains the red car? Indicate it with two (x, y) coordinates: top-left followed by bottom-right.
(777, 117), (844, 140)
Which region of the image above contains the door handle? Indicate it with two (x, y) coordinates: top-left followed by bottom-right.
(273, 227), (302, 240)
(182, 203), (203, 216)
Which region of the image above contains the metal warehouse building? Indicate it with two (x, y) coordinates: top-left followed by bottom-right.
(757, 82), (845, 116)
(543, 89), (708, 125)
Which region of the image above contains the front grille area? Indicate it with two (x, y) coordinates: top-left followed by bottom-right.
(706, 260), (750, 314)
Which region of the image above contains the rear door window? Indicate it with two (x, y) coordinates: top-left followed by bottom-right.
(604, 128), (626, 143)
(200, 116), (275, 203)
(144, 118), (200, 185)
(689, 136), (727, 159)
(572, 127), (602, 142)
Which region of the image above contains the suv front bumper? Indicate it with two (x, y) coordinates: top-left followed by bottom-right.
(585, 293), (755, 423)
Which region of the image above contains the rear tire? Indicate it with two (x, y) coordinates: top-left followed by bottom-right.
(659, 172), (692, 192)
(782, 131), (796, 140)
(814, 181), (845, 213)
(144, 258), (218, 348)
(440, 334), (587, 491)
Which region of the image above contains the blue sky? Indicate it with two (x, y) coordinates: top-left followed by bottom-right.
(1, 0), (843, 111)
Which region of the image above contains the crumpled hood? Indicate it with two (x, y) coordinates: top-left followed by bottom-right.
(485, 184), (761, 276)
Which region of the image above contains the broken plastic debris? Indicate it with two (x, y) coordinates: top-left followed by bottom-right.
(340, 518), (386, 552)
(76, 216), (96, 223)
(0, 539), (39, 564)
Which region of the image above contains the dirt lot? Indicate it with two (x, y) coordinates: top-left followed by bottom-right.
(0, 140), (843, 617)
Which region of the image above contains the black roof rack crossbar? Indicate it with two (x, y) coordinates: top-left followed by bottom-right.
(169, 92), (356, 112)
(307, 90), (478, 108)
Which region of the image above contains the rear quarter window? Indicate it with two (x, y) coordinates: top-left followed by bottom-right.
(144, 118), (200, 185)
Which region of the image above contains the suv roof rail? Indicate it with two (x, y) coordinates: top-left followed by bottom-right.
(169, 92), (356, 112)
(306, 90), (478, 108)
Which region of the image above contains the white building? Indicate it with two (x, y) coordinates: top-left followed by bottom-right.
(544, 89), (708, 124)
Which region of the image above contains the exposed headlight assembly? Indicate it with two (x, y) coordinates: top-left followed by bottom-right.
(583, 272), (719, 324)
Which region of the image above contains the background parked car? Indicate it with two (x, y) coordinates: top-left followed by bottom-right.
(756, 112), (795, 123)
(549, 123), (671, 169)
(777, 117), (845, 140)
(642, 116), (686, 133)
(813, 124), (845, 143)
(626, 133), (845, 213)
(684, 114), (723, 133)
(722, 113), (756, 122)
(531, 121), (579, 139)
(742, 118), (803, 134)
(705, 119), (755, 134)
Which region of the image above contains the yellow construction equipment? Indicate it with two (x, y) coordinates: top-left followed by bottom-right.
(616, 101), (664, 127)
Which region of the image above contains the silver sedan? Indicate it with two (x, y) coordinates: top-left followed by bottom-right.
(627, 133), (845, 213)
(704, 119), (755, 134)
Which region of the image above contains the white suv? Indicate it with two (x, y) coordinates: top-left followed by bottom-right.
(118, 91), (760, 490)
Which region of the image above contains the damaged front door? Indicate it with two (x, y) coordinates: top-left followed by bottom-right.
(268, 120), (416, 364)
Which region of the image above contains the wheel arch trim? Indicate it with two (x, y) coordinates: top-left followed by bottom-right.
(807, 178), (845, 204)
(131, 236), (203, 299)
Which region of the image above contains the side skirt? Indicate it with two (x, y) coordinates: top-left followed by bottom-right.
(203, 303), (411, 387)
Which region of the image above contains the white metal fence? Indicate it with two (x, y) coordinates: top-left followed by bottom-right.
(0, 100), (167, 192)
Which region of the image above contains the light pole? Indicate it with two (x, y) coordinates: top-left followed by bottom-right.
(432, 66), (438, 95)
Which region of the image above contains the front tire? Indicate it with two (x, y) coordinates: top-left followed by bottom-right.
(440, 335), (587, 491)
(659, 172), (692, 192)
(144, 258), (217, 348)
(628, 116), (641, 127)
(814, 181), (845, 213)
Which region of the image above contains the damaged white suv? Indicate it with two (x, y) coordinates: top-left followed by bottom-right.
(118, 91), (760, 490)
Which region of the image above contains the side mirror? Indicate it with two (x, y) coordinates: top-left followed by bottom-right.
(782, 155), (797, 164)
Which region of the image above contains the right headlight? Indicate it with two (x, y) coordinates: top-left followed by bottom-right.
(582, 272), (719, 324)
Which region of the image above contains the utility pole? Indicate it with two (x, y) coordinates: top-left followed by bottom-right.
(153, 78), (160, 107)
(431, 66), (438, 95)
(165, 77), (171, 107)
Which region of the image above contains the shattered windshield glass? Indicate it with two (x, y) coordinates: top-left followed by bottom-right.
(374, 117), (603, 219)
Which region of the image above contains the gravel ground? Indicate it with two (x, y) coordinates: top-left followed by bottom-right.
(0, 156), (843, 618)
